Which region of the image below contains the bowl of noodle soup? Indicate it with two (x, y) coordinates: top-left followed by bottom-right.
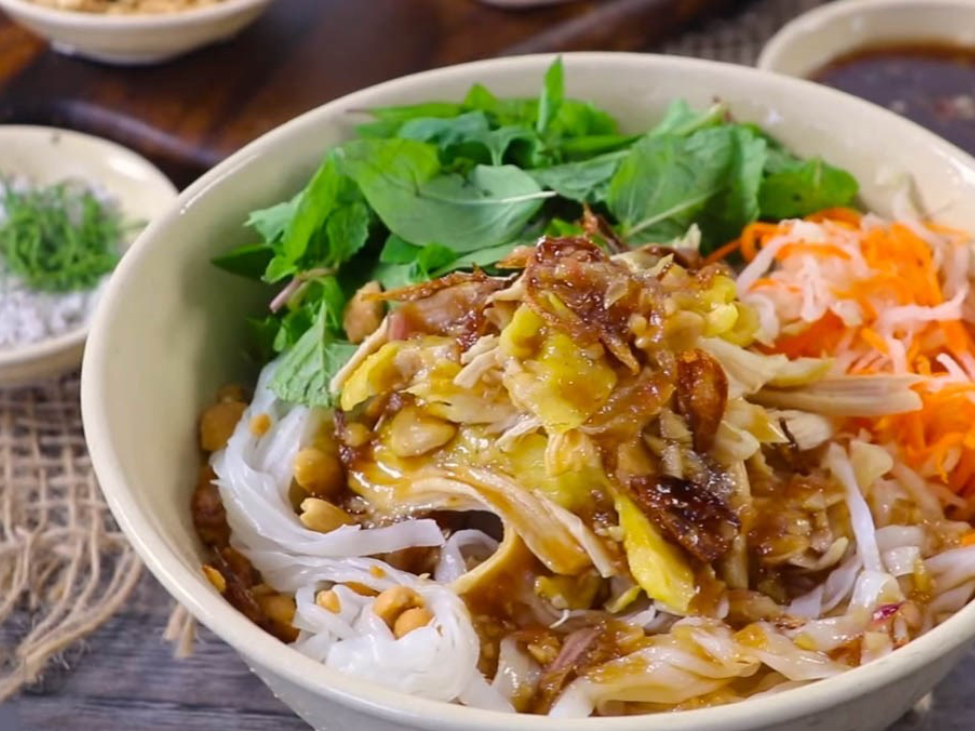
(82, 53), (975, 731)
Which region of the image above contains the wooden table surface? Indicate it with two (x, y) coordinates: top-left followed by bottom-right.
(2, 0), (975, 729)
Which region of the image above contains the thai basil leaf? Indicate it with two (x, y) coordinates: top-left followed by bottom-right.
(269, 303), (357, 407)
(608, 125), (767, 249)
(759, 156), (859, 219)
(339, 138), (551, 252)
(212, 243), (274, 280)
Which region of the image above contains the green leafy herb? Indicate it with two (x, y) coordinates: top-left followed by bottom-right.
(536, 56), (565, 135)
(214, 57), (863, 407)
(0, 181), (124, 293)
(212, 243), (274, 280)
(528, 150), (628, 204)
(608, 126), (767, 248)
(339, 138), (552, 252)
(269, 302), (357, 408)
(758, 153), (858, 219)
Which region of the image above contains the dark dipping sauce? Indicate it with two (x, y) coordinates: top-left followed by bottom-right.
(813, 43), (975, 155)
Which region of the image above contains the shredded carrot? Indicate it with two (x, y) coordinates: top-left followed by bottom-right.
(805, 207), (862, 226)
(749, 208), (975, 508)
(961, 531), (975, 547)
(859, 327), (890, 355)
(776, 243), (851, 261)
(739, 222), (781, 262)
(702, 238), (741, 266)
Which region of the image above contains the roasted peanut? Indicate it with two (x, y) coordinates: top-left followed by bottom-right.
(249, 412), (272, 437)
(316, 589), (342, 614)
(372, 586), (423, 627)
(202, 565), (226, 594)
(388, 407), (457, 458)
(299, 498), (356, 533)
(215, 384), (247, 403)
(199, 400), (247, 452)
(343, 281), (385, 344)
(393, 607), (434, 638)
(293, 447), (344, 497)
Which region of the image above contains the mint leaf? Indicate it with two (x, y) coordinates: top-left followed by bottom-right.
(759, 156), (858, 219)
(537, 56), (565, 136)
(339, 138), (551, 252)
(270, 303), (357, 407)
(608, 126), (767, 250)
(529, 150), (628, 204)
(212, 243), (274, 280)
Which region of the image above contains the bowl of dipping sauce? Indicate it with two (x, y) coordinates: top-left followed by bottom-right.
(758, 0), (975, 156)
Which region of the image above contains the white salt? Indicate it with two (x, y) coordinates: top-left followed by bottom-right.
(0, 267), (105, 349)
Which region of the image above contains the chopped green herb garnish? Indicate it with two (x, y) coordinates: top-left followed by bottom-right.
(0, 181), (124, 293)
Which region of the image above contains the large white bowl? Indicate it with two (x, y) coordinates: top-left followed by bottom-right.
(82, 53), (975, 731)
(0, 0), (273, 65)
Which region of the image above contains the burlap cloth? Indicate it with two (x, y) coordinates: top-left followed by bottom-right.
(0, 0), (832, 701)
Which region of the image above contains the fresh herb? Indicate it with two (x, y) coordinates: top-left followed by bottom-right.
(0, 181), (124, 293)
(269, 302), (357, 408)
(213, 57), (861, 407)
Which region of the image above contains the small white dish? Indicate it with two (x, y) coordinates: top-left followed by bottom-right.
(0, 0), (273, 65)
(0, 126), (176, 386)
(757, 0), (975, 78)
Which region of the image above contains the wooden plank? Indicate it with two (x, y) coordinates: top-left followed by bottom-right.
(0, 0), (736, 187)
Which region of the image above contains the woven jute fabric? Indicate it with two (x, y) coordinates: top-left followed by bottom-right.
(0, 0), (833, 701)
(0, 374), (142, 701)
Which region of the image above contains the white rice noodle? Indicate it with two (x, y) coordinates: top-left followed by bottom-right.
(927, 545), (975, 592)
(875, 525), (925, 552)
(459, 672), (516, 712)
(821, 552), (864, 613)
(210, 363), (492, 704)
(882, 546), (921, 577)
(493, 636), (541, 705)
(434, 530), (500, 584)
(744, 624), (848, 681)
(290, 568), (481, 703)
(826, 444), (882, 572)
(621, 606), (658, 629)
(848, 570), (904, 618)
(891, 462), (952, 517)
(212, 367), (444, 576)
(787, 585), (825, 619)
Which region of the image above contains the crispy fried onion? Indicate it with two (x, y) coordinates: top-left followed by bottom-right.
(522, 237), (660, 372)
(379, 270), (510, 348)
(675, 348), (729, 453)
(627, 474), (740, 563)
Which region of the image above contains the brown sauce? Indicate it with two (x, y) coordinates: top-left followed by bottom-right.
(813, 42), (975, 155)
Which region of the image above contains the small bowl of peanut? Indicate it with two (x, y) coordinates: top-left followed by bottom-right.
(0, 0), (274, 65)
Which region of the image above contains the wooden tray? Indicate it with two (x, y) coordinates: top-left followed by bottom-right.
(0, 0), (737, 188)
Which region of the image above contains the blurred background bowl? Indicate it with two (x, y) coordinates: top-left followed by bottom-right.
(757, 0), (975, 78)
(0, 0), (273, 65)
(0, 126), (176, 386)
